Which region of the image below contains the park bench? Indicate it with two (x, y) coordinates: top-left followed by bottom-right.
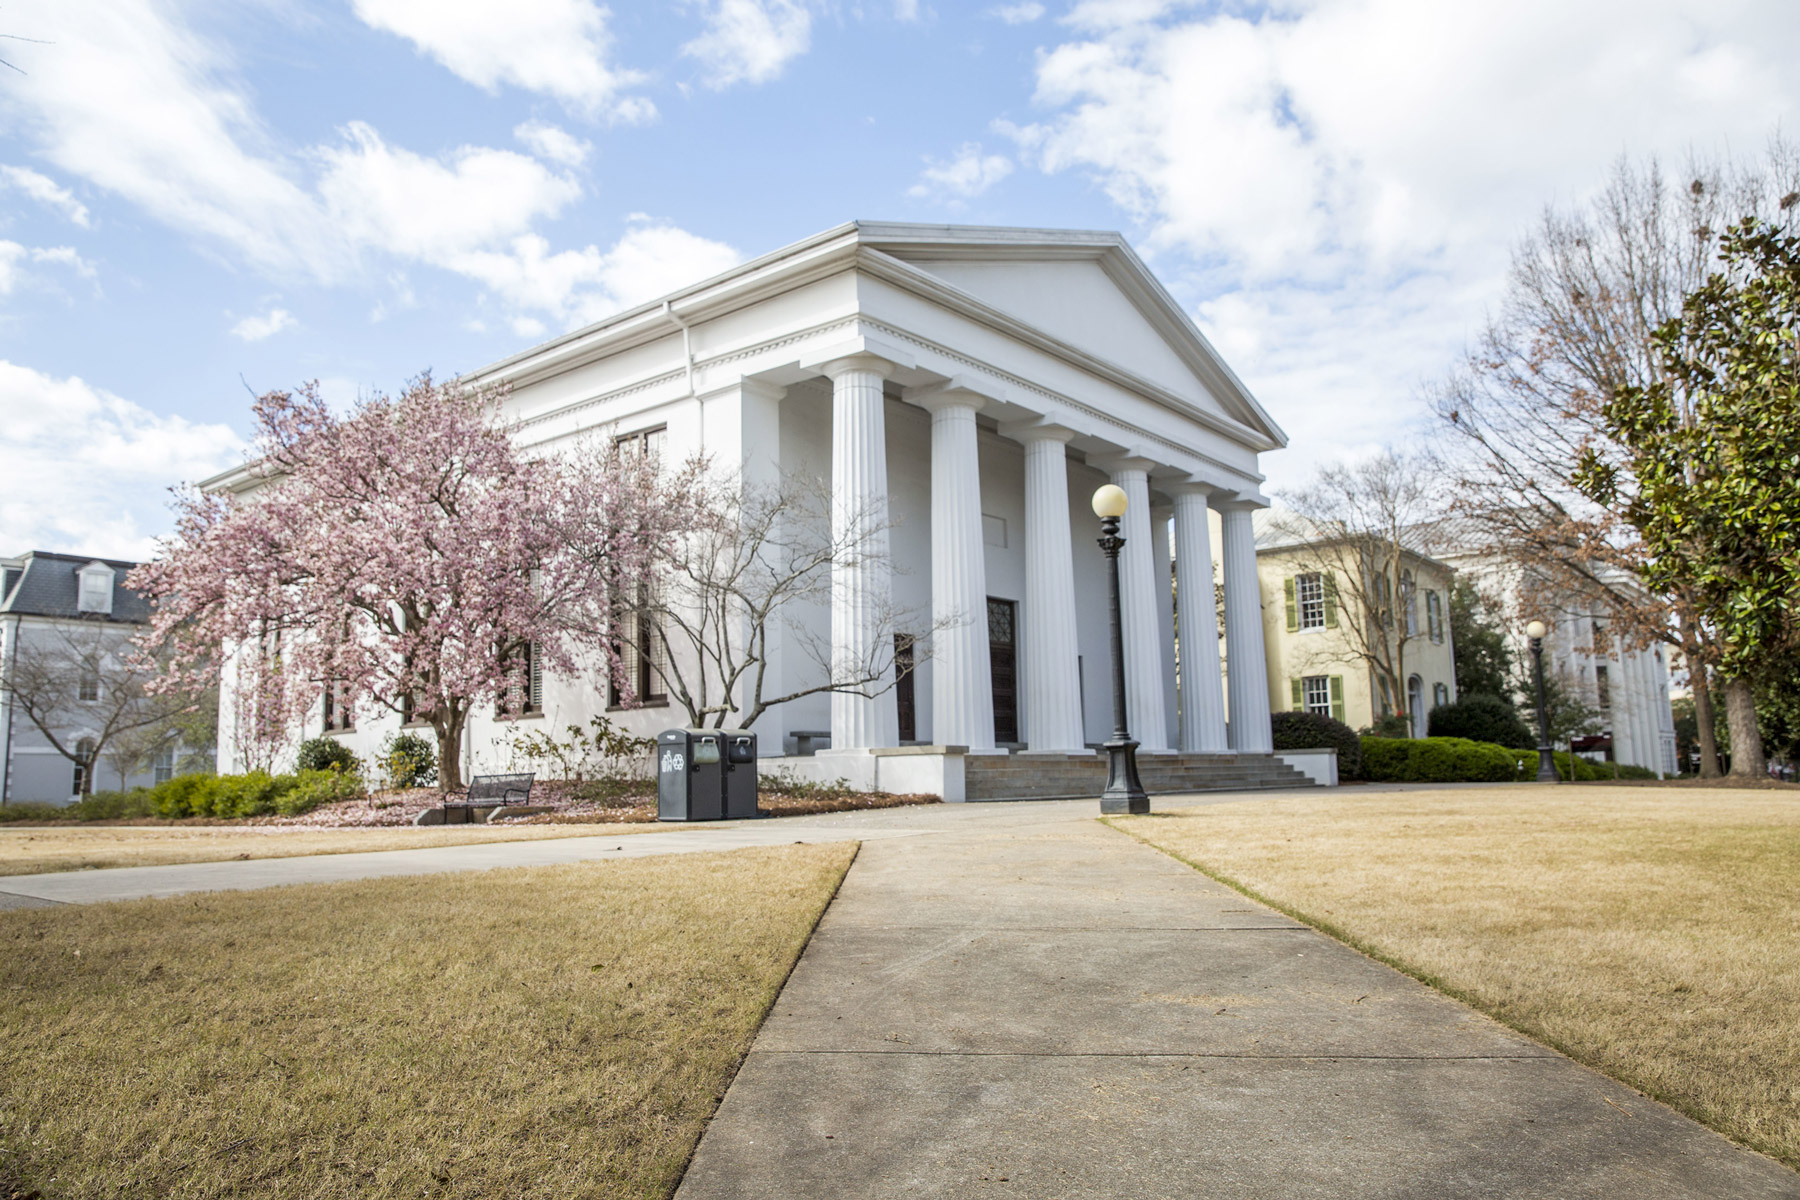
(441, 773), (535, 824)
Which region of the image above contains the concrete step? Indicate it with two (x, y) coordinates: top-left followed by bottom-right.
(963, 750), (1316, 801)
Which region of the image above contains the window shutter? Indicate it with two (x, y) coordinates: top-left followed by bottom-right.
(528, 641), (542, 711)
(1284, 577), (1298, 632)
(1290, 677), (1303, 711)
(1323, 574), (1339, 628)
(1329, 675), (1345, 722)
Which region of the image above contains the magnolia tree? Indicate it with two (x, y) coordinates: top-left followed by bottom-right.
(133, 376), (697, 791)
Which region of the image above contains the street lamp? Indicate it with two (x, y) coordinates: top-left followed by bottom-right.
(1092, 484), (1149, 814)
(1525, 619), (1558, 783)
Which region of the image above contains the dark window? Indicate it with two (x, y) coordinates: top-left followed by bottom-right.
(894, 634), (917, 742)
(498, 642), (544, 717)
(78, 669), (99, 703)
(1595, 665), (1611, 710)
(610, 604), (667, 707)
(988, 597), (1018, 745)
(323, 681), (355, 732)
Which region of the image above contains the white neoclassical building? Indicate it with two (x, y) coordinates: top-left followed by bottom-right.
(220, 222), (1306, 798)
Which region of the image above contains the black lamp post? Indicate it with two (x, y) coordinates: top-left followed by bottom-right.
(1526, 619), (1558, 783)
(1093, 484), (1149, 815)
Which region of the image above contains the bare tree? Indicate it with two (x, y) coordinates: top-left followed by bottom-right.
(1272, 450), (1442, 734)
(610, 471), (945, 730)
(4, 623), (199, 796)
(1429, 141), (1800, 775)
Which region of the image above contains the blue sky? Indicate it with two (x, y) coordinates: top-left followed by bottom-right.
(3, 0), (1798, 559)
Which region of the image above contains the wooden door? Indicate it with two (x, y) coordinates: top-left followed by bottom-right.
(894, 634), (917, 743)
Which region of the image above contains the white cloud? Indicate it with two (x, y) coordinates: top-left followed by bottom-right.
(350, 0), (653, 122)
(448, 220), (743, 330)
(0, 165), (91, 227)
(683, 0), (812, 89)
(0, 361), (246, 560)
(908, 143), (1014, 201)
(514, 121), (592, 168)
(0, 241), (98, 293)
(230, 307), (296, 341)
(315, 122), (582, 265)
(893, 0), (921, 20)
(1005, 0), (1800, 489)
(988, 2), (1044, 23)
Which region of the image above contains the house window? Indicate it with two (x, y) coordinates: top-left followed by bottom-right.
(1595, 665), (1611, 710)
(498, 642), (544, 717)
(894, 634), (917, 742)
(1433, 681), (1449, 709)
(1302, 675), (1332, 716)
(1378, 572), (1395, 627)
(1296, 574), (1325, 630)
(610, 603), (668, 708)
(1402, 570), (1418, 636)
(1426, 590), (1444, 644)
(616, 425), (667, 462)
(78, 668), (99, 703)
(72, 737), (95, 795)
(154, 748), (174, 784)
(77, 563), (114, 615)
(323, 681), (355, 732)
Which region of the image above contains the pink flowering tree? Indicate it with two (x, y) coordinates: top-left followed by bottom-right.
(132, 375), (697, 791)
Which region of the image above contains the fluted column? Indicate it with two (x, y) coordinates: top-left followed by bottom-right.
(919, 390), (994, 749)
(824, 356), (898, 750)
(1109, 459), (1170, 752)
(1173, 487), (1228, 752)
(1020, 428), (1086, 752)
(1220, 502), (1272, 753)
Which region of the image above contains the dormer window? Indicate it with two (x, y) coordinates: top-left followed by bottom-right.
(77, 562), (115, 615)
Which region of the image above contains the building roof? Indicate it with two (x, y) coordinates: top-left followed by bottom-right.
(0, 551), (149, 624)
(1251, 510), (1457, 573)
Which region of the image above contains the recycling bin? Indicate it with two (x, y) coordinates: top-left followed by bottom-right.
(720, 729), (758, 820)
(657, 728), (724, 821)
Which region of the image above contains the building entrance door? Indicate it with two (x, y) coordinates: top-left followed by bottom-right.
(894, 634), (917, 743)
(988, 597), (1018, 745)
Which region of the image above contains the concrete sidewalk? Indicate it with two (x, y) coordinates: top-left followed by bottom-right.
(676, 808), (1798, 1198)
(0, 819), (927, 908)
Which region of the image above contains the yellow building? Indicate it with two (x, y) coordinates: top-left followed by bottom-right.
(1254, 534), (1458, 736)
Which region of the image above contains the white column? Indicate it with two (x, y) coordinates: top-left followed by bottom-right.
(919, 390), (994, 749)
(824, 356), (898, 750)
(1019, 428), (1086, 753)
(1220, 502), (1273, 753)
(1152, 504), (1179, 750)
(1109, 459), (1170, 752)
(1173, 488), (1228, 752)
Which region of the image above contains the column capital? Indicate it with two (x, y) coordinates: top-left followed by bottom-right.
(907, 382), (990, 415)
(999, 419), (1078, 445)
(1094, 453), (1159, 478)
(816, 352), (901, 382)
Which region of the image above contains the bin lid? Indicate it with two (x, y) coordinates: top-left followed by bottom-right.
(657, 729), (689, 744)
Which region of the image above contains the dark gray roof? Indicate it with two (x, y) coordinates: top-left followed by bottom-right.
(0, 551), (150, 624)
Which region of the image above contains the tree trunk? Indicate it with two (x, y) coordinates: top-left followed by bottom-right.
(436, 711), (466, 793)
(1722, 676), (1765, 778)
(1691, 664), (1723, 778)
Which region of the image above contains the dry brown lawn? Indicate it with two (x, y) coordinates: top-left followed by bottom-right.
(0, 822), (673, 876)
(0, 842), (856, 1199)
(1110, 784), (1800, 1169)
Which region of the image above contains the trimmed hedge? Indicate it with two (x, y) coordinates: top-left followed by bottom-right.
(1270, 711), (1363, 779)
(1503, 749), (1660, 782)
(1360, 736), (1521, 783)
(1427, 693), (1534, 749)
(150, 768), (364, 819)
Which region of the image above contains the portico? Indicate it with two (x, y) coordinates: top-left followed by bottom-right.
(452, 223), (1287, 795)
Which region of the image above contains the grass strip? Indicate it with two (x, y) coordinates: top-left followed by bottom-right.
(0, 842), (856, 1198)
(1106, 784), (1800, 1171)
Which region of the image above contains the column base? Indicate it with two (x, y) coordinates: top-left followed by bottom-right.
(1099, 738), (1150, 815)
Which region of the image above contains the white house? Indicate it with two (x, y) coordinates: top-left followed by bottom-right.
(211, 222), (1308, 799)
(0, 551), (174, 802)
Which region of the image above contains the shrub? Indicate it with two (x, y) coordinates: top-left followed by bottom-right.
(146, 768), (366, 818)
(67, 789), (157, 820)
(1360, 713), (1412, 738)
(1269, 711), (1363, 779)
(1362, 736), (1520, 783)
(378, 732), (437, 789)
(0, 802), (75, 823)
(296, 736), (359, 774)
(280, 768), (365, 815)
(1427, 694), (1535, 749)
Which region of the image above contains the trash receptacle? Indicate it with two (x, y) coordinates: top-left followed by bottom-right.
(657, 728), (725, 821)
(720, 729), (758, 819)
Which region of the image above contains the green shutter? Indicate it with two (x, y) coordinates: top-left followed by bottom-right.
(1329, 676), (1345, 722)
(1284, 577), (1298, 632)
(1323, 574), (1339, 628)
(1290, 677), (1304, 711)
